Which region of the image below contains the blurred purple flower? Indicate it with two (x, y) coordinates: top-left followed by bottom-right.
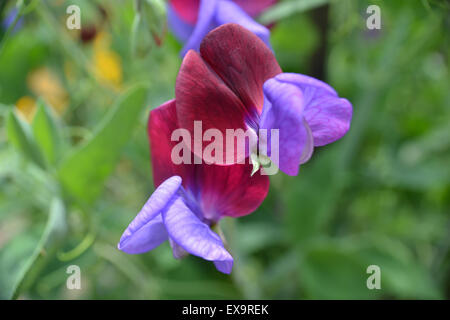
(2, 8), (23, 32)
(167, 0), (277, 56)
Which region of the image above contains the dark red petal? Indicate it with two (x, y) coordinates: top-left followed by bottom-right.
(148, 100), (194, 188)
(176, 50), (250, 164)
(232, 0), (278, 17)
(149, 101), (269, 219)
(169, 0), (200, 25)
(197, 162), (270, 219)
(200, 23), (282, 113)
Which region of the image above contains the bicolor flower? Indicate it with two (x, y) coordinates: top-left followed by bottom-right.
(118, 100), (269, 274)
(167, 0), (277, 56)
(175, 23), (353, 175)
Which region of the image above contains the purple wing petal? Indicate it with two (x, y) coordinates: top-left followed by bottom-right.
(167, 4), (195, 43)
(260, 78), (314, 176)
(214, 260), (233, 274)
(215, 0), (271, 50)
(180, 0), (218, 56)
(162, 195), (233, 274)
(118, 214), (168, 254)
(118, 176), (182, 253)
(275, 73), (353, 146)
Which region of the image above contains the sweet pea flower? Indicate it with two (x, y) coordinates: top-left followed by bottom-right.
(118, 100), (269, 274)
(168, 0), (277, 56)
(175, 23), (353, 175)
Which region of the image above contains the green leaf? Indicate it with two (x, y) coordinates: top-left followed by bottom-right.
(131, 13), (152, 58)
(357, 237), (442, 299)
(300, 240), (381, 299)
(0, 234), (37, 299)
(0, 197), (66, 299)
(32, 100), (62, 166)
(299, 237), (442, 299)
(6, 110), (45, 168)
(282, 148), (341, 244)
(0, 32), (48, 104)
(259, 0), (330, 25)
(141, 0), (166, 35)
(131, 0), (166, 57)
(58, 85), (148, 203)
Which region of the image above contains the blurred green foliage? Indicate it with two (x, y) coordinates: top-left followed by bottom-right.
(0, 0), (449, 299)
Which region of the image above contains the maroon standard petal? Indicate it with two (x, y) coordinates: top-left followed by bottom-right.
(195, 162), (270, 219)
(149, 99), (269, 220)
(169, 0), (200, 25)
(200, 23), (282, 113)
(176, 50), (249, 164)
(148, 100), (195, 188)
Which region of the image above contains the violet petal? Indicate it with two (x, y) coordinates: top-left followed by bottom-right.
(118, 214), (168, 254)
(274, 73), (353, 146)
(261, 78), (313, 176)
(162, 195), (233, 273)
(118, 176), (182, 253)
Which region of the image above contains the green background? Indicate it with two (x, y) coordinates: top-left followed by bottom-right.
(0, 0), (449, 299)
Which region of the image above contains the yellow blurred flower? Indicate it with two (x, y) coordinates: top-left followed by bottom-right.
(94, 49), (123, 88)
(93, 31), (123, 89)
(15, 96), (37, 122)
(27, 67), (68, 115)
